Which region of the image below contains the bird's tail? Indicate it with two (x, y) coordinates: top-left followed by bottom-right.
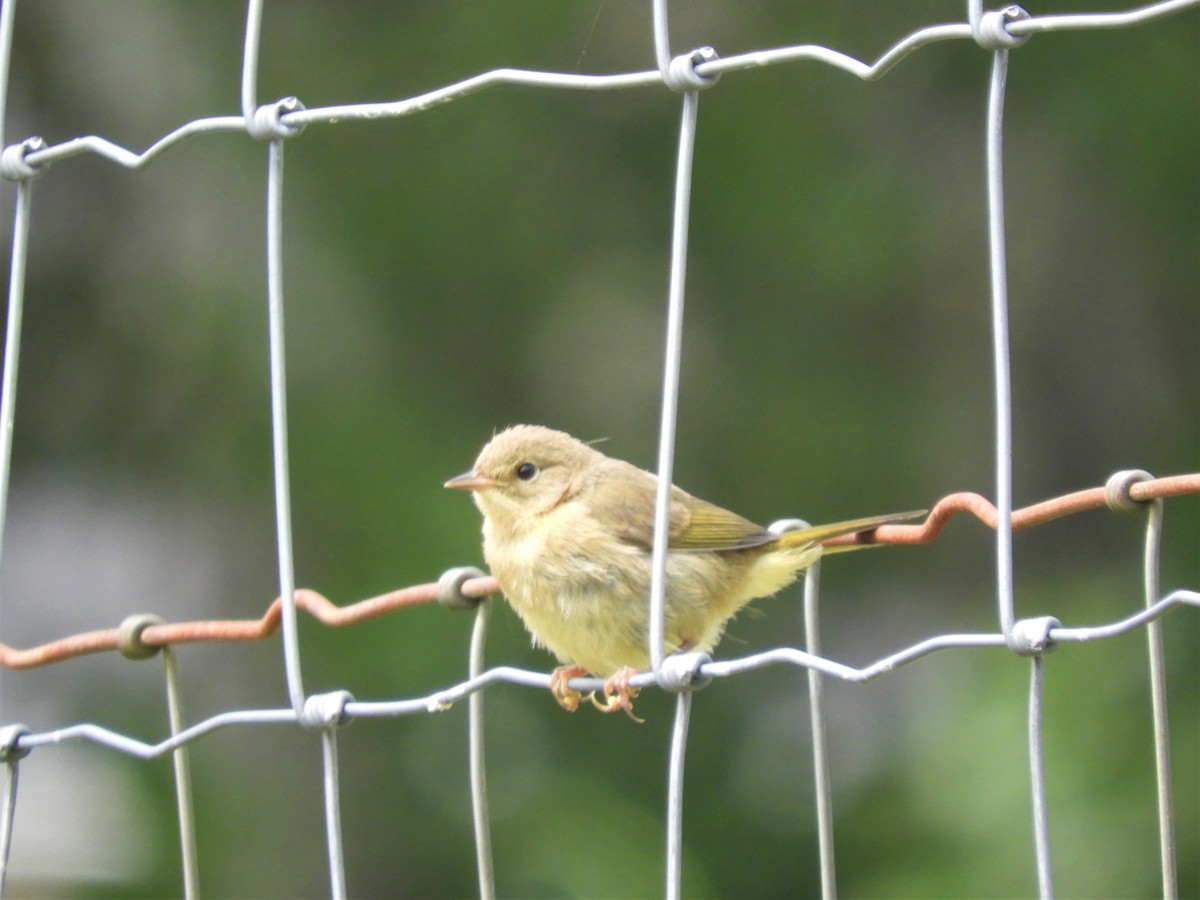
(772, 509), (925, 552)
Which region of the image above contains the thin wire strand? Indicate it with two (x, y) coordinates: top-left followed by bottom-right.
(984, 48), (1016, 641)
(0, 179), (31, 639)
(241, 0), (264, 123)
(1142, 497), (1177, 899)
(162, 648), (199, 900)
(1028, 656), (1054, 899)
(651, 0), (672, 75)
(265, 138), (305, 712)
(0, 761), (16, 899)
(804, 558), (837, 900)
(468, 599), (496, 900)
(649, 88), (701, 674)
(321, 729), (347, 900)
(664, 691), (693, 900)
(0, 0), (18, 152)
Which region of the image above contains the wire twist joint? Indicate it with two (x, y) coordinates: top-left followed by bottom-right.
(300, 690), (355, 729)
(973, 5), (1033, 51)
(0, 725), (30, 762)
(664, 46), (721, 93)
(437, 566), (487, 611)
(1009, 616), (1061, 656)
(248, 97), (307, 141)
(1104, 469), (1154, 514)
(657, 651), (713, 693)
(0, 137), (49, 182)
(117, 614), (166, 661)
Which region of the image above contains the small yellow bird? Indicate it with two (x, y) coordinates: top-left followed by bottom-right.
(446, 425), (921, 714)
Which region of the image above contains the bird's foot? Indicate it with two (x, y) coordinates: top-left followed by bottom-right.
(548, 665), (591, 712)
(591, 666), (643, 722)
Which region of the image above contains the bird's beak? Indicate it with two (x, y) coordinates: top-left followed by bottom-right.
(444, 470), (500, 492)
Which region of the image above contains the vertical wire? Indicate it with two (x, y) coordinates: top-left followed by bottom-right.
(162, 648), (199, 899)
(0, 0), (18, 152)
(1028, 656), (1054, 899)
(241, 0), (264, 122)
(468, 599), (496, 900)
(983, 49), (1016, 639)
(651, 0), (672, 74)
(664, 691), (693, 900)
(0, 179), (32, 633)
(1141, 499), (1177, 899)
(265, 139), (305, 711)
(803, 559), (837, 900)
(966, 0), (984, 33)
(0, 760), (16, 898)
(648, 89), (700, 674)
(321, 729), (347, 900)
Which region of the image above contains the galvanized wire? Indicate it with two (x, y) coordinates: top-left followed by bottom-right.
(161, 647), (199, 900)
(265, 138), (306, 714)
(803, 557), (837, 900)
(1142, 491), (1178, 899)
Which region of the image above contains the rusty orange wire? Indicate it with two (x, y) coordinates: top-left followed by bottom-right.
(1, 472), (1195, 671)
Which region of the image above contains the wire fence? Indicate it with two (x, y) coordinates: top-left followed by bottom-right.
(0, 1), (1196, 897)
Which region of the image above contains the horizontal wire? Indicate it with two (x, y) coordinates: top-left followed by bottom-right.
(0, 473), (1194, 670)
(9, 588), (1198, 761)
(9, 0), (1197, 173)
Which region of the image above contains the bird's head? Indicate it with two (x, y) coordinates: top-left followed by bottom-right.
(445, 424), (601, 533)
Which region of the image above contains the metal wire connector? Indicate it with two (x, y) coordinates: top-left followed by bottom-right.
(664, 47), (721, 93)
(437, 566), (487, 611)
(768, 517), (811, 536)
(657, 651), (713, 694)
(117, 614), (166, 661)
(0, 726), (29, 763)
(1009, 616), (1061, 656)
(0, 137), (48, 182)
(1105, 469), (1154, 514)
(974, 5), (1033, 50)
(301, 691), (355, 730)
(248, 97), (307, 141)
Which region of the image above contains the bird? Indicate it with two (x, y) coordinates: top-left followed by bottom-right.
(446, 424), (921, 715)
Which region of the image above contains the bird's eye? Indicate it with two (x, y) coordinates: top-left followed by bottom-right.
(516, 462), (538, 481)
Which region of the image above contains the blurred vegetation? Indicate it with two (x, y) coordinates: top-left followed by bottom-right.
(0, 1), (1195, 897)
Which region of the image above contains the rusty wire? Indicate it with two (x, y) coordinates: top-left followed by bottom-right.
(1, 472), (1193, 672)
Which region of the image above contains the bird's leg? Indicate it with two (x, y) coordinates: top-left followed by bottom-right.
(548, 665), (592, 712)
(592, 665), (643, 720)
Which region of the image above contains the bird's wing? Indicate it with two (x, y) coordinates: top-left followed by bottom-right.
(592, 463), (774, 552)
(668, 498), (776, 551)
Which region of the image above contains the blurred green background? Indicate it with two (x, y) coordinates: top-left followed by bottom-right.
(0, 1), (1195, 897)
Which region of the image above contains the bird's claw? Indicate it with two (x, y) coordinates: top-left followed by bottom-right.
(548, 665), (590, 712)
(549, 664), (643, 721)
(590, 666), (643, 722)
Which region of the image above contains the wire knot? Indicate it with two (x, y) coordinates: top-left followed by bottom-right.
(248, 96), (307, 141)
(1104, 469), (1154, 514)
(657, 651), (713, 693)
(973, 5), (1032, 51)
(0, 724), (31, 762)
(437, 566), (487, 611)
(768, 518), (811, 536)
(117, 613), (166, 660)
(0, 137), (49, 182)
(1008, 616), (1061, 656)
(300, 690), (355, 729)
(663, 46), (721, 93)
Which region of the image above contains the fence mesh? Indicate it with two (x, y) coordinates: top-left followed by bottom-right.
(0, 1), (1196, 897)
